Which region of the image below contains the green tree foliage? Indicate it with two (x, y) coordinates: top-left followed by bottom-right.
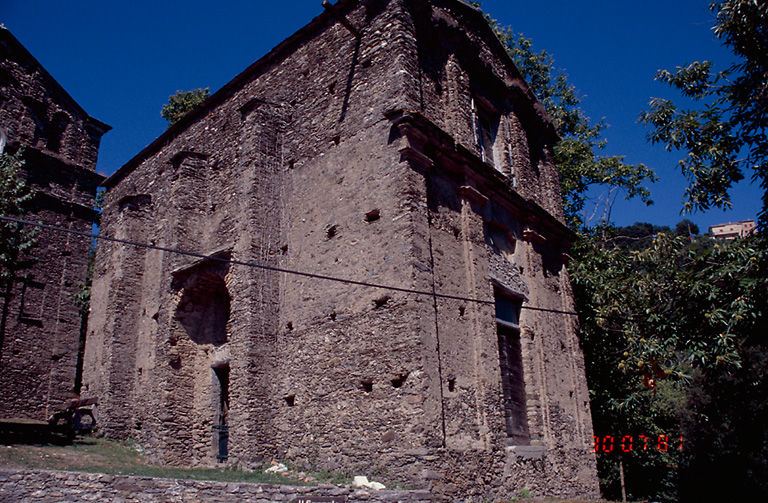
(0, 149), (37, 354)
(678, 336), (768, 500)
(607, 221), (675, 251)
(600, 219), (702, 251)
(472, 1), (768, 499)
(674, 218), (699, 238)
(0, 150), (36, 285)
(573, 231), (767, 501)
(160, 88), (210, 127)
(493, 30), (657, 228)
(630, 4), (768, 491)
(640, 0), (768, 227)
(575, 232), (762, 382)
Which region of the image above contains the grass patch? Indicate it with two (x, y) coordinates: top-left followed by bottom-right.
(0, 439), (628, 501)
(311, 468), (353, 486)
(0, 437), (312, 485)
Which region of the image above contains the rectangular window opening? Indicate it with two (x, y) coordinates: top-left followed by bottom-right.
(19, 275), (45, 324)
(495, 290), (529, 445)
(472, 98), (500, 169)
(213, 366), (229, 461)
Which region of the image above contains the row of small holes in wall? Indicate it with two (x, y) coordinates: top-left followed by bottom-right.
(281, 375), (408, 407)
(165, 361), (413, 398)
(283, 296), (390, 332)
(324, 209), (381, 240)
(277, 209), (381, 255)
(362, 374), (408, 392)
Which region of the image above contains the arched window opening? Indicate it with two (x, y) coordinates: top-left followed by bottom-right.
(175, 273), (230, 346)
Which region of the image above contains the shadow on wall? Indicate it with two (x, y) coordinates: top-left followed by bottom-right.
(175, 272), (230, 346)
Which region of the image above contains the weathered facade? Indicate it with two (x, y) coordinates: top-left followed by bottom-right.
(0, 27), (109, 420)
(84, 0), (599, 499)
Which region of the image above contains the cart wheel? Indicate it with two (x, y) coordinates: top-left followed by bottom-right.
(48, 411), (71, 428)
(72, 408), (96, 433)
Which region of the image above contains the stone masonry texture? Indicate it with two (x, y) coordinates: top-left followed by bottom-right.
(0, 468), (436, 502)
(0, 27), (109, 421)
(84, 0), (600, 500)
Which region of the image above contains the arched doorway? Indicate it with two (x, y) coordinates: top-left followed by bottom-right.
(167, 265), (232, 464)
(176, 272), (230, 346)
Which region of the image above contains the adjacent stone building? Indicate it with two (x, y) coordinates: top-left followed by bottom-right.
(0, 27), (109, 420)
(84, 0), (599, 499)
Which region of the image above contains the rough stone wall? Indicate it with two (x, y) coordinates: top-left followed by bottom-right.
(383, 107), (597, 499)
(85, 0), (598, 500)
(0, 469), (437, 503)
(0, 27), (107, 421)
(0, 29), (105, 170)
(272, 119), (435, 475)
(370, 2), (597, 496)
(85, 0), (420, 464)
(405, 0), (563, 220)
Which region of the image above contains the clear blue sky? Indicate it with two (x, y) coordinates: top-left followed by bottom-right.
(2, 0), (761, 231)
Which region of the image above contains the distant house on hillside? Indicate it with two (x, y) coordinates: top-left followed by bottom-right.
(709, 220), (756, 240)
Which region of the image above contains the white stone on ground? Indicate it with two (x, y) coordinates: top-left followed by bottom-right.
(352, 475), (386, 490)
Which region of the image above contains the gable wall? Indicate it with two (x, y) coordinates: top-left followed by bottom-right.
(0, 28), (106, 422)
(84, 0), (437, 468)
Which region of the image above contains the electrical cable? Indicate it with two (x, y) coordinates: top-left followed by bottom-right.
(0, 213), (583, 316)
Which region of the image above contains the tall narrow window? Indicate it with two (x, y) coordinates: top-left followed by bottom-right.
(19, 275), (45, 325)
(472, 98), (500, 168)
(46, 111), (69, 153)
(506, 144), (517, 187)
(495, 290), (529, 445)
(213, 365), (229, 461)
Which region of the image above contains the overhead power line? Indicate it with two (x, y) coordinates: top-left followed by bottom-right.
(0, 214), (582, 316)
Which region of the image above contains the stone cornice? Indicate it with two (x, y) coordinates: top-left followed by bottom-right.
(386, 109), (576, 248)
(31, 192), (100, 223)
(7, 143), (106, 187)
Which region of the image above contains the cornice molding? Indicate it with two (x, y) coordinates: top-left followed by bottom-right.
(386, 109), (575, 248)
